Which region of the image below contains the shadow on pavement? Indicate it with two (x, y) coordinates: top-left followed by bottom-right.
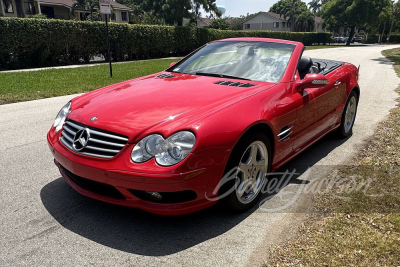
(41, 131), (349, 256)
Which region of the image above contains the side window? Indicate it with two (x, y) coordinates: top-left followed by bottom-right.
(3, 0), (14, 13)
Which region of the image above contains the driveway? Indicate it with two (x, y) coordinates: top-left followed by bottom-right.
(1, 44), (399, 266)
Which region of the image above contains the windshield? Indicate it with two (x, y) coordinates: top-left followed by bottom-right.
(170, 41), (296, 83)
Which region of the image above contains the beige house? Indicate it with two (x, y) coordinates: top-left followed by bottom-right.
(0, 0), (131, 23)
(243, 12), (291, 31)
(242, 12), (325, 33)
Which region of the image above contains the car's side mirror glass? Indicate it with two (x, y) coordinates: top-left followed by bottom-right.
(169, 62), (177, 68)
(296, 73), (328, 93)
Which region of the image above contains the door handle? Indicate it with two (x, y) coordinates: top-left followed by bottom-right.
(335, 80), (342, 86)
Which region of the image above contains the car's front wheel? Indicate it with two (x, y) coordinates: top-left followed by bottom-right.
(221, 132), (271, 211)
(338, 90), (358, 138)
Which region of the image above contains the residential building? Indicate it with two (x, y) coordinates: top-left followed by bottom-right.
(0, 0), (131, 23)
(242, 12), (325, 32)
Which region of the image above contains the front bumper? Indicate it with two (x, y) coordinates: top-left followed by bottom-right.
(47, 130), (230, 215)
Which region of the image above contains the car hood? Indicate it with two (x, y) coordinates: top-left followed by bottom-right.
(68, 72), (275, 142)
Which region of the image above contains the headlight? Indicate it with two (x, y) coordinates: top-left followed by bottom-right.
(131, 131), (196, 166)
(53, 102), (71, 133)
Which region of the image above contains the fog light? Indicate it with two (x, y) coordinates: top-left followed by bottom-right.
(145, 191), (162, 201)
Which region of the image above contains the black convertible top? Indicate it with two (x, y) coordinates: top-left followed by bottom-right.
(312, 58), (344, 75)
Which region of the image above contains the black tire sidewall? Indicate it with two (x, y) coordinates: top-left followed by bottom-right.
(339, 91), (358, 138)
(220, 132), (272, 211)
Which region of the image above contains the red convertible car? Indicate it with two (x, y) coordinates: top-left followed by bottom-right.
(47, 38), (360, 215)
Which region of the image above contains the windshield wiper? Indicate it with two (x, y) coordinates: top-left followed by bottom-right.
(195, 72), (251, 81)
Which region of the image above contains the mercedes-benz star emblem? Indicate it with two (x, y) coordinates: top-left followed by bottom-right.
(90, 116), (97, 122)
(73, 128), (90, 151)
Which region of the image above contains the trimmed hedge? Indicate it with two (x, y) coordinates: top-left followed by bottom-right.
(364, 34), (400, 44)
(0, 18), (331, 70)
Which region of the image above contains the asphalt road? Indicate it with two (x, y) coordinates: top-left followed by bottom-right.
(1, 45), (399, 266)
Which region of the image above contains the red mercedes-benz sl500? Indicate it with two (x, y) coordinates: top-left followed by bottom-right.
(47, 38), (360, 215)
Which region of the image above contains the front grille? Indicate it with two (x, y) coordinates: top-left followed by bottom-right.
(60, 120), (129, 159)
(215, 80), (256, 87)
(60, 165), (126, 200)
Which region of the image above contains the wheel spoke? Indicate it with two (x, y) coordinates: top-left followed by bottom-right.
(238, 162), (249, 175)
(249, 144), (258, 164)
(251, 179), (258, 193)
(237, 180), (246, 198)
(234, 140), (269, 205)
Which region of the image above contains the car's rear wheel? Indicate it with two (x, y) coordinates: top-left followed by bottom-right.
(338, 91), (358, 138)
(221, 132), (271, 211)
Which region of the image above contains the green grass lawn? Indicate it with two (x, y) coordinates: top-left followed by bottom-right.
(0, 58), (179, 104)
(0, 45), (342, 105)
(268, 48), (400, 266)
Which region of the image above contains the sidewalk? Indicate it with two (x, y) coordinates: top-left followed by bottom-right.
(1, 57), (178, 73)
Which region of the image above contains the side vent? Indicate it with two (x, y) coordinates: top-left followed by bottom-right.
(157, 73), (176, 78)
(278, 126), (293, 141)
(215, 81), (256, 87)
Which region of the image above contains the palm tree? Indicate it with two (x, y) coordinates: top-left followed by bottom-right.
(296, 11), (315, 32)
(279, 0), (301, 31)
(308, 0), (321, 15)
(71, 0), (99, 21)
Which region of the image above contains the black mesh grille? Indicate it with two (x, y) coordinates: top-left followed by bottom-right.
(60, 165), (126, 200)
(129, 189), (197, 204)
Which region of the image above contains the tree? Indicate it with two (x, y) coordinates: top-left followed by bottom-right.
(296, 10), (315, 31)
(208, 18), (229, 30)
(321, 0), (391, 46)
(71, 0), (99, 20)
(269, 0), (308, 31)
(133, 0), (221, 26)
(308, 0), (322, 15)
(387, 1), (400, 43)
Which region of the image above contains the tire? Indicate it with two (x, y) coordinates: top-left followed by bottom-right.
(338, 90), (358, 138)
(220, 132), (271, 212)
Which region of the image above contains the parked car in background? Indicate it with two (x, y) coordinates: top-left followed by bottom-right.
(48, 38), (360, 215)
(333, 36), (345, 43)
(353, 36), (363, 43)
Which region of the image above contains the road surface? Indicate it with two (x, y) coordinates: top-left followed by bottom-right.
(1, 44), (399, 266)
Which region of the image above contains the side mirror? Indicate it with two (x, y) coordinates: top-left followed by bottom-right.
(296, 73), (329, 93)
(169, 62), (177, 68)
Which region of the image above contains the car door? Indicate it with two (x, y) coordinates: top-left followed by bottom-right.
(292, 72), (343, 151)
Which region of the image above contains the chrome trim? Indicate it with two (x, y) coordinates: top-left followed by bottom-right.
(81, 152), (114, 159)
(61, 131), (74, 143)
(65, 120), (83, 130)
(63, 126), (76, 136)
(277, 126), (293, 137)
(335, 80), (342, 86)
(89, 138), (126, 147)
(90, 129), (128, 142)
(277, 126), (293, 141)
(60, 120), (128, 159)
(85, 146), (121, 154)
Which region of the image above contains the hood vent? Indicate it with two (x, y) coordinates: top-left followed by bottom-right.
(157, 73), (176, 79)
(215, 81), (256, 87)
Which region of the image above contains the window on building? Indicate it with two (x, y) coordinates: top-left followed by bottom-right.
(41, 6), (54, 18)
(3, 0), (14, 13)
(121, 11), (127, 21)
(24, 2), (35, 14)
(282, 22), (285, 28)
(287, 22), (291, 28)
(245, 24), (250, 29)
(273, 22), (279, 28)
(111, 12), (116, 20)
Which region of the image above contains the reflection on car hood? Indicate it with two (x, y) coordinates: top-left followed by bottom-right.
(68, 72), (275, 142)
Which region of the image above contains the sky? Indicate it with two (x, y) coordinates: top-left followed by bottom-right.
(215, 0), (313, 18)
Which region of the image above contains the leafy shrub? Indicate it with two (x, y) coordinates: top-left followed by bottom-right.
(0, 17), (331, 70)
